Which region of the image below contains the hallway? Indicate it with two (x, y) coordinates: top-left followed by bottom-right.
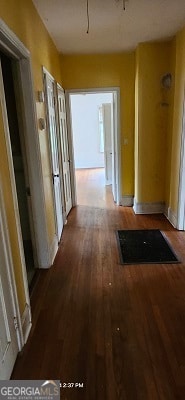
(12, 173), (185, 399)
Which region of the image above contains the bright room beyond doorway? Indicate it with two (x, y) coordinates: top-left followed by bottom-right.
(69, 91), (116, 208)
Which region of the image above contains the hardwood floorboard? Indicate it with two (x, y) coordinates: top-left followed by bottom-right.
(12, 169), (185, 399)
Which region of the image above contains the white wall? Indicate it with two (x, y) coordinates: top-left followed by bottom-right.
(70, 93), (112, 168)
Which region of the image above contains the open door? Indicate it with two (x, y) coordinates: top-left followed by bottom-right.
(0, 52), (36, 286)
(44, 72), (64, 241)
(57, 85), (72, 216)
(0, 184), (20, 379)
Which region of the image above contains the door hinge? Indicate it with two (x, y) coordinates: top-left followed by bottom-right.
(14, 316), (19, 330)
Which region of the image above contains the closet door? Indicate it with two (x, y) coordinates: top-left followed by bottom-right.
(57, 85), (72, 216)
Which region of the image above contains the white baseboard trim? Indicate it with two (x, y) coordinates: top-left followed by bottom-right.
(166, 207), (177, 228)
(120, 195), (134, 207)
(164, 204), (168, 219)
(50, 235), (58, 265)
(133, 199), (165, 214)
(21, 303), (32, 344)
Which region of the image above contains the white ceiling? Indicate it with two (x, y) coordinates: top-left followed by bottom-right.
(32, 0), (185, 54)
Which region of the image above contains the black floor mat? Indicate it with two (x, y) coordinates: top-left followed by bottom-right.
(116, 229), (179, 265)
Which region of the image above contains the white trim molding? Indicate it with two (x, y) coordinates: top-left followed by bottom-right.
(21, 303), (32, 344)
(166, 207), (177, 228)
(0, 19), (29, 59)
(133, 199), (165, 214)
(121, 195), (134, 207)
(50, 235), (58, 265)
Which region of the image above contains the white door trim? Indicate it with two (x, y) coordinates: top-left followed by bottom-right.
(177, 85), (185, 230)
(65, 87), (121, 206)
(0, 19), (51, 270)
(0, 178), (23, 351)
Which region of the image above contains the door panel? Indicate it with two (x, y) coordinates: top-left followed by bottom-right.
(45, 74), (63, 241)
(0, 199), (19, 379)
(57, 86), (72, 216)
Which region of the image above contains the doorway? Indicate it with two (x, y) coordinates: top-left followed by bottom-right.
(0, 52), (36, 286)
(66, 88), (121, 208)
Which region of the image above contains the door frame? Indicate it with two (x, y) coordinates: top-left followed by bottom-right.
(65, 87), (121, 205)
(177, 85), (185, 230)
(0, 19), (51, 272)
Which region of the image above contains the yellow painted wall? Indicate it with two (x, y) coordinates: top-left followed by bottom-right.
(61, 53), (135, 196)
(0, 0), (62, 314)
(135, 42), (173, 204)
(165, 38), (176, 207)
(134, 48), (140, 201)
(169, 26), (185, 215)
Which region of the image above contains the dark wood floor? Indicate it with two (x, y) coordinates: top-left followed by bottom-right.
(12, 171), (185, 400)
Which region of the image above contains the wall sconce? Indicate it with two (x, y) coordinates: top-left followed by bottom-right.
(161, 73), (172, 89)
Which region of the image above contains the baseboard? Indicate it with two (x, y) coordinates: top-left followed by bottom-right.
(164, 204), (169, 219)
(21, 303), (32, 344)
(50, 235), (58, 265)
(133, 199), (165, 214)
(166, 207), (177, 228)
(120, 195), (134, 207)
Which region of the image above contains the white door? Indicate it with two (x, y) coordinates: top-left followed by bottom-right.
(102, 103), (112, 186)
(57, 86), (72, 216)
(0, 188), (19, 379)
(44, 74), (63, 241)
